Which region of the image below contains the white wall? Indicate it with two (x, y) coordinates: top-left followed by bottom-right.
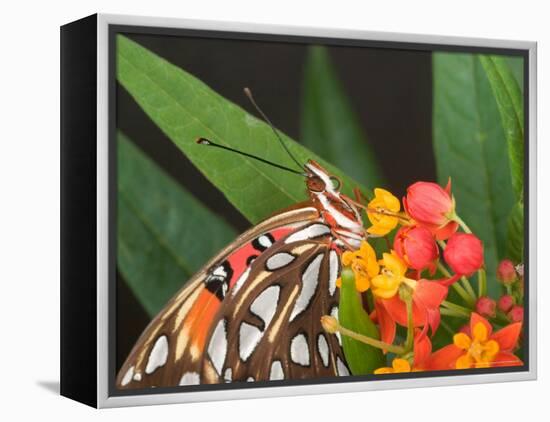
(1, 0), (546, 420)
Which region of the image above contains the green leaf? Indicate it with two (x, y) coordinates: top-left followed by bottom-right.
(339, 268), (385, 375)
(479, 56), (525, 265)
(433, 53), (516, 297)
(117, 35), (370, 225)
(506, 200), (524, 263)
(479, 55), (524, 201)
(118, 132), (237, 316)
(505, 57), (524, 93)
(301, 46), (384, 187)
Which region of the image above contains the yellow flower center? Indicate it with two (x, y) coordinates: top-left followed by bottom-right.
(370, 251), (409, 299)
(337, 241), (379, 292)
(453, 322), (500, 369)
(367, 188), (401, 236)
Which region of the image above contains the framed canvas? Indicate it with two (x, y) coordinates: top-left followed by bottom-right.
(60, 13), (537, 408)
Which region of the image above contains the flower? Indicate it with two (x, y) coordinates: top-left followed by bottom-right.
(497, 295), (515, 313)
(476, 296), (496, 318)
(497, 259), (518, 284)
(371, 251), (408, 299)
(413, 329), (433, 369)
(443, 232), (484, 276)
(393, 225), (439, 274)
(366, 188), (401, 236)
(376, 278), (448, 343)
(374, 330), (432, 373)
(427, 313), (523, 370)
(371, 251), (449, 343)
(403, 180), (458, 240)
(337, 241), (379, 292)
(374, 358), (413, 374)
(507, 305), (524, 323)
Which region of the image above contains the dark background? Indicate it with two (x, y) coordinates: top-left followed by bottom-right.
(116, 33), (435, 370)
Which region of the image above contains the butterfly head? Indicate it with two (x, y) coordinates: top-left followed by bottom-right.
(304, 160), (342, 195)
(304, 160), (364, 249)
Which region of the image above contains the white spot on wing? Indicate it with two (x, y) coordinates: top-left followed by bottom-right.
(208, 319), (228, 375)
(179, 372), (200, 385)
(290, 334), (310, 366)
(270, 361), (284, 380)
(250, 285), (280, 327)
(145, 336), (169, 375)
(331, 306), (342, 346)
(224, 368), (232, 382)
(133, 373), (142, 382)
(121, 366), (134, 386)
(290, 254), (323, 321)
(266, 252), (296, 271)
(212, 265), (228, 278)
(258, 235), (273, 249)
(337, 357), (350, 376)
(284, 224), (330, 244)
(239, 322), (263, 362)
(328, 250), (339, 296)
(317, 334), (330, 367)
(247, 376), (255, 382)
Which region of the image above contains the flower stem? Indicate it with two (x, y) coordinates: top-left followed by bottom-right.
(453, 214), (472, 234)
(404, 295), (414, 352)
(505, 284), (513, 296)
(493, 310), (511, 326)
(437, 262), (452, 278)
(440, 308), (469, 319)
(439, 319), (455, 336)
(461, 276), (478, 301)
(335, 321), (406, 355)
(478, 269), (487, 298)
(442, 300), (472, 318)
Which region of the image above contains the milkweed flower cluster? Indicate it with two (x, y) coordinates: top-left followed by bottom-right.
(328, 179), (524, 374)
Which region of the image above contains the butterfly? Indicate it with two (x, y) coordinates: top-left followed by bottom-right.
(116, 90), (369, 389)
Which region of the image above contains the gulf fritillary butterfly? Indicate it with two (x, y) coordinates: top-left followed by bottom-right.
(116, 91), (370, 389)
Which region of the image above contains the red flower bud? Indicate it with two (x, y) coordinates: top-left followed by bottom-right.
(475, 296), (496, 318)
(443, 233), (484, 276)
(507, 305), (524, 323)
(497, 295), (515, 313)
(497, 259), (518, 285)
(403, 179), (458, 240)
(393, 226), (439, 274)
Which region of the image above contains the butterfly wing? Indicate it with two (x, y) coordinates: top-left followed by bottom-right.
(116, 206), (322, 389)
(206, 226), (349, 383)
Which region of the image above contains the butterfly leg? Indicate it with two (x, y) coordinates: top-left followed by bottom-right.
(331, 228), (363, 251)
(353, 187), (369, 205)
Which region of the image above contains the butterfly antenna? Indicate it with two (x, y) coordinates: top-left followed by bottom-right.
(196, 138), (307, 176)
(243, 87), (304, 172)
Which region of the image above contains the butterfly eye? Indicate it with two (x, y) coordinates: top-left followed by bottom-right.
(307, 175), (326, 193)
(330, 176), (342, 191)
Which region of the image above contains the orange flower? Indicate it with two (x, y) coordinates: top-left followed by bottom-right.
(427, 313), (523, 370)
(374, 278), (449, 345)
(374, 330), (432, 373)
